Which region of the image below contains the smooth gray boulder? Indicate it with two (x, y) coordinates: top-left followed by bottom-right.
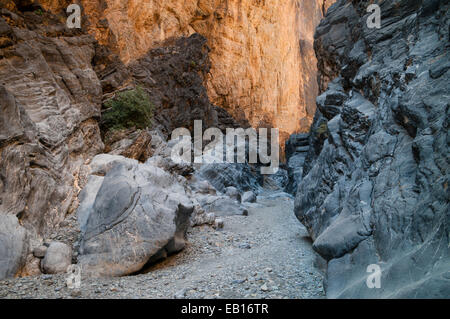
(76, 175), (105, 233)
(41, 242), (72, 274)
(77, 155), (193, 277)
(242, 191), (257, 203)
(33, 246), (47, 259)
(0, 215), (28, 279)
(225, 186), (241, 202)
(293, 0), (450, 298)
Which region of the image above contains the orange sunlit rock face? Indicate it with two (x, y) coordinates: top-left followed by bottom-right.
(41, 0), (334, 144)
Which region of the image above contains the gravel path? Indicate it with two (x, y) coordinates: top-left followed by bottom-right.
(0, 192), (325, 299)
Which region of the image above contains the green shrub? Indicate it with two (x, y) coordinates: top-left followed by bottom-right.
(102, 86), (154, 131)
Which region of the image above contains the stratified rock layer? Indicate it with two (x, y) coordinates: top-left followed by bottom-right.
(77, 154), (194, 277)
(294, 0), (449, 298)
(0, 3), (254, 277)
(0, 5), (104, 276)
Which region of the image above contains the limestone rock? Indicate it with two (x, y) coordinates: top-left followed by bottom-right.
(127, 34), (225, 134)
(214, 218), (224, 230)
(191, 209), (216, 227)
(225, 187), (241, 203)
(41, 242), (72, 274)
(40, 0), (336, 145)
(266, 167), (289, 191)
(0, 7), (104, 266)
(285, 134), (310, 194)
(196, 163), (262, 194)
(0, 215), (28, 279)
(242, 191), (257, 204)
(105, 129), (153, 162)
(294, 0), (450, 298)
(77, 155), (194, 277)
(197, 195), (249, 217)
(32, 246), (47, 259)
(190, 179), (217, 195)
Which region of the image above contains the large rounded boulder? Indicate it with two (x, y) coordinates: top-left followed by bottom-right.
(77, 155), (193, 277)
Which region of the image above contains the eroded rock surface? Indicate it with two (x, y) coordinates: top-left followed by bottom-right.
(0, 215), (28, 279)
(0, 3), (261, 278)
(77, 154), (194, 277)
(294, 0), (450, 298)
(40, 0), (336, 145)
(0, 4), (105, 276)
(285, 133), (310, 194)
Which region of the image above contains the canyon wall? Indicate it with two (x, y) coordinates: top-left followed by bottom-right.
(0, 0), (339, 279)
(40, 0), (334, 143)
(294, 0), (449, 298)
(0, 1), (255, 278)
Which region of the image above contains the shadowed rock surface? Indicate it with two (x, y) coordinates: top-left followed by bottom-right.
(294, 0), (450, 298)
(41, 242), (72, 274)
(102, 33), (247, 155)
(196, 163), (262, 194)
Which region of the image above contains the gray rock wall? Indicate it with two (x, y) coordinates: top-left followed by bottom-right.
(0, 6), (105, 277)
(285, 133), (310, 194)
(294, 0), (449, 298)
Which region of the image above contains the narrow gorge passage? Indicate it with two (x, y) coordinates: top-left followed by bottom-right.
(1, 192), (324, 299)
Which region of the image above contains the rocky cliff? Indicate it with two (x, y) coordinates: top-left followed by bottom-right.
(39, 0), (335, 144)
(294, 0), (449, 298)
(0, 1), (261, 278)
(0, 2), (104, 276)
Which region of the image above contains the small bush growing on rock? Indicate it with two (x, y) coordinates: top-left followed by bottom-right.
(102, 86), (154, 131)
